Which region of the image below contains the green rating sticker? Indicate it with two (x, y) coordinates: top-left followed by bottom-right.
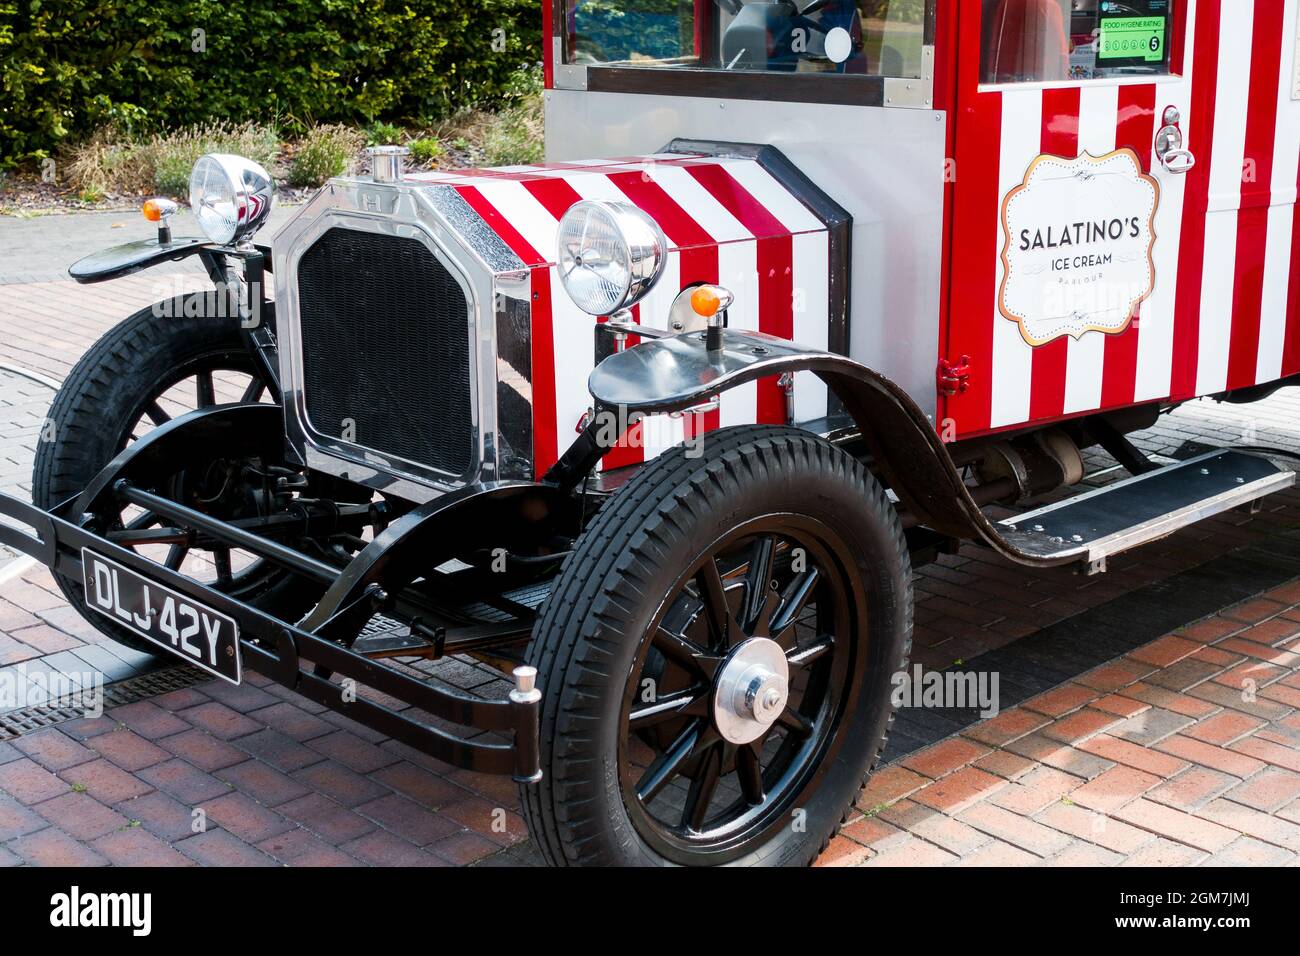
(1098, 16), (1167, 62)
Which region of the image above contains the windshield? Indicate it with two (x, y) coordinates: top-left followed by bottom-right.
(563, 1), (928, 79)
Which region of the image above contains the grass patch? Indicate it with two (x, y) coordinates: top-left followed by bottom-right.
(64, 122), (279, 197)
(49, 81), (544, 207)
(479, 93), (544, 167)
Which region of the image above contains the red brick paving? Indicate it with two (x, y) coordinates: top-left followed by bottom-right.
(820, 579), (1300, 866)
(5, 568), (1287, 868)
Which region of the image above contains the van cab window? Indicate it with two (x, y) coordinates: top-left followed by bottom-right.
(564, 0), (927, 79)
(981, 0), (1175, 84)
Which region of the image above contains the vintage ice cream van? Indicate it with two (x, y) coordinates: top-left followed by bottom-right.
(2, 0), (1297, 865)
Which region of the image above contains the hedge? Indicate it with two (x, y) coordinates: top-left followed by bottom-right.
(0, 0), (541, 164)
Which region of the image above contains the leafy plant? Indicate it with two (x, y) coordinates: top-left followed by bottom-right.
(288, 124), (363, 188)
(365, 121), (404, 147)
(408, 137), (444, 165)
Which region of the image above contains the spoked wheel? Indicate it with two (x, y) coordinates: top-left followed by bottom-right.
(523, 425), (913, 867)
(623, 517), (855, 860)
(33, 294), (323, 654)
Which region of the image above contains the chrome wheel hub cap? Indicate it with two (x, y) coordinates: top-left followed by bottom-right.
(712, 637), (789, 744)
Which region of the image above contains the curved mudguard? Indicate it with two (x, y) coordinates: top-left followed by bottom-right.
(67, 402), (287, 521)
(68, 238), (272, 285)
(586, 329), (1072, 567)
(301, 480), (577, 632)
(68, 237), (216, 284)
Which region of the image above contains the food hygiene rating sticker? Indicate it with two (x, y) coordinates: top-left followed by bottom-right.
(998, 148), (1159, 348)
(1098, 16), (1167, 62)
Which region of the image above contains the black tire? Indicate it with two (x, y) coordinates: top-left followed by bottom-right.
(32, 293), (298, 654)
(521, 425), (913, 866)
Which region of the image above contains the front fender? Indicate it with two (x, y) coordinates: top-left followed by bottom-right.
(585, 330), (1072, 567)
(68, 236), (218, 284)
(69, 239), (273, 285)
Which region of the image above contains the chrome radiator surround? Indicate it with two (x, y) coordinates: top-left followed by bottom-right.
(273, 177), (535, 503)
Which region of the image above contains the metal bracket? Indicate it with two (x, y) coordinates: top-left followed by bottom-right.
(883, 44), (935, 109)
(937, 355), (972, 397)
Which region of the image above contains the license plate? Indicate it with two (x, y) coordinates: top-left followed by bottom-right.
(81, 549), (242, 684)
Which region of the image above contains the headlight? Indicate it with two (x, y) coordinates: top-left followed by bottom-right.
(189, 153), (274, 246)
(556, 200), (666, 316)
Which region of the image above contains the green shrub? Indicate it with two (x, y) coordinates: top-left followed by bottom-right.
(0, 0), (541, 166)
(288, 124), (363, 187)
(480, 94), (543, 167)
(408, 137), (444, 166)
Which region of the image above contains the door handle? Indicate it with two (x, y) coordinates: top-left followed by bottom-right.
(1155, 106), (1196, 174)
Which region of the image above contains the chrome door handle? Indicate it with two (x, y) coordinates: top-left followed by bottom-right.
(1159, 147), (1196, 174)
(1155, 106), (1196, 174)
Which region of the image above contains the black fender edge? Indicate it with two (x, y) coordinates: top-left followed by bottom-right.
(584, 329), (1071, 567)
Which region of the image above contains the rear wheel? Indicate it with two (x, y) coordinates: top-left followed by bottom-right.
(522, 425), (913, 866)
(32, 294), (315, 655)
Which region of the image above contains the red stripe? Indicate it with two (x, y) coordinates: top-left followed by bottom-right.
(457, 184), (558, 474)
(600, 295), (646, 470)
(1101, 85), (1158, 410)
(530, 269), (560, 474)
(520, 176), (584, 219)
(543, 1), (553, 89)
(942, 0), (1001, 437)
(454, 185), (546, 265)
(686, 164), (793, 423)
(1170, 0), (1224, 400)
(1225, 2), (1286, 391)
(683, 164), (792, 238)
(754, 237), (794, 423)
(1027, 87), (1080, 423)
(607, 170), (715, 248)
(1285, 183), (1300, 376)
(945, 90), (1003, 436)
(680, 246), (721, 436)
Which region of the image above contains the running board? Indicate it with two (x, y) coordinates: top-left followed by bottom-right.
(998, 450), (1295, 572)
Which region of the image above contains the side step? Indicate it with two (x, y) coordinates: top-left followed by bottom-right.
(999, 450), (1295, 571)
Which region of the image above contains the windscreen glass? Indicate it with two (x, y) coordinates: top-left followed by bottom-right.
(563, 1), (927, 79)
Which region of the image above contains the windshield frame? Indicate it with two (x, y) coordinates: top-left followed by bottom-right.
(550, 0), (938, 109)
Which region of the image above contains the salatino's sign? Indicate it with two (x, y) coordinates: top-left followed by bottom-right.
(999, 148), (1159, 347)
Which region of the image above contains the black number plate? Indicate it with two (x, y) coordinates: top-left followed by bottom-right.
(81, 549), (242, 684)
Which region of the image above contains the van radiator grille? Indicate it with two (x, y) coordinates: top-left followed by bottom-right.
(296, 228), (474, 476)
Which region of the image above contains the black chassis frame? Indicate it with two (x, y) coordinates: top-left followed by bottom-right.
(7, 242), (563, 782)
(0, 404), (549, 780)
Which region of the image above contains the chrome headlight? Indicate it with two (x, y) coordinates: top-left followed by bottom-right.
(189, 153), (274, 246)
(556, 200), (666, 316)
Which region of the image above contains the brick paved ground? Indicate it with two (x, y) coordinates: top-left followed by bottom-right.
(0, 258), (1298, 866)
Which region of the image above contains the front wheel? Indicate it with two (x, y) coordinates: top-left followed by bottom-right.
(522, 425), (913, 866)
(32, 294), (315, 655)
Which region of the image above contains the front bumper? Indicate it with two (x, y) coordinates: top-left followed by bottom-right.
(0, 492), (542, 783)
